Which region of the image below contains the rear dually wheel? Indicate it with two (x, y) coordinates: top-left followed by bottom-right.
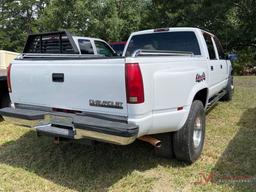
(173, 100), (206, 164)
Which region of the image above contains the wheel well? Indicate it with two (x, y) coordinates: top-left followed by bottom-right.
(193, 88), (208, 107)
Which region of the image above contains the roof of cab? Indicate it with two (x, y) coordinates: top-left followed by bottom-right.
(72, 36), (104, 42)
(130, 27), (214, 36)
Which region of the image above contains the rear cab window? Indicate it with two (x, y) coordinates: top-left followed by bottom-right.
(213, 37), (225, 60)
(78, 39), (94, 54)
(203, 33), (217, 60)
(95, 41), (115, 57)
(125, 31), (201, 57)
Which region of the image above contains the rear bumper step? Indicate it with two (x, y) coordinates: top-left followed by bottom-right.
(0, 107), (138, 145)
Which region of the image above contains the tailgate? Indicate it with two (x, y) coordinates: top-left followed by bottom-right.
(10, 58), (128, 116)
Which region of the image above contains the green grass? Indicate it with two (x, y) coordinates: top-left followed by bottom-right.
(0, 76), (256, 192)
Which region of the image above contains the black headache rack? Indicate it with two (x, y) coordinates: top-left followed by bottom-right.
(23, 31), (79, 54)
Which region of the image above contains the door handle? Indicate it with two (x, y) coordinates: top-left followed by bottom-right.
(220, 65), (223, 69)
(211, 66), (214, 71)
(52, 73), (64, 82)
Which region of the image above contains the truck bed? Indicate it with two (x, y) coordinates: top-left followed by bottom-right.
(9, 58), (128, 117)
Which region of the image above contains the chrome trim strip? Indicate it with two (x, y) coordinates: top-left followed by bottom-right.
(2, 114), (137, 145)
(75, 128), (136, 145)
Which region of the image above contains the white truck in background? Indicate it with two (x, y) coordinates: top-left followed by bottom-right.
(0, 28), (233, 163)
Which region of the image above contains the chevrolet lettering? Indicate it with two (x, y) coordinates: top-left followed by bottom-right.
(89, 99), (123, 109)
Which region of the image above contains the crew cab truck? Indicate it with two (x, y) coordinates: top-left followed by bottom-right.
(0, 28), (233, 163)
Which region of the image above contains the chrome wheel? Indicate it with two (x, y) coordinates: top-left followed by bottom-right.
(193, 116), (202, 149)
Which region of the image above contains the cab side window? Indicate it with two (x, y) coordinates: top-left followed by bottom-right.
(203, 33), (216, 60)
(214, 37), (225, 60)
(95, 41), (115, 57)
(78, 39), (94, 54)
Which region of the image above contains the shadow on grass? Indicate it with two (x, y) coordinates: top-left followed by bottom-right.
(0, 130), (184, 191)
(212, 107), (256, 191)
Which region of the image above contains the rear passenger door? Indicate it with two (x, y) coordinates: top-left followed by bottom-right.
(203, 33), (221, 93)
(213, 36), (228, 83)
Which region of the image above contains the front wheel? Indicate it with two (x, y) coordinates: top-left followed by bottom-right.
(221, 76), (233, 101)
(173, 100), (205, 164)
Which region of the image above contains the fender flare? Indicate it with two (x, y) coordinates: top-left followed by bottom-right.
(177, 82), (209, 130)
(187, 82), (209, 109)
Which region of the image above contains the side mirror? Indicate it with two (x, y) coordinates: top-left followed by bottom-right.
(226, 53), (238, 62)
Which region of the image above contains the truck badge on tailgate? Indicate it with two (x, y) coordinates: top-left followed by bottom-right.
(196, 72), (206, 82)
(89, 99), (123, 109)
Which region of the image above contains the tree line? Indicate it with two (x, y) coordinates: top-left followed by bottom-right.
(0, 0), (255, 74)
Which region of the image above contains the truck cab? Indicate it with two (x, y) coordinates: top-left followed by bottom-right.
(73, 36), (116, 57)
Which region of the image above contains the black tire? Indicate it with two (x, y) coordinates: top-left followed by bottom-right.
(173, 100), (205, 164)
(221, 76), (233, 101)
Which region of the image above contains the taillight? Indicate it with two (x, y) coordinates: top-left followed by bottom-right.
(7, 64), (12, 92)
(125, 63), (144, 104)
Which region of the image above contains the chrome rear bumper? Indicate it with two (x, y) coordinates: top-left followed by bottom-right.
(0, 107), (138, 145)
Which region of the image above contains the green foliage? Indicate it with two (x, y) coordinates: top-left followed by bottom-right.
(0, 0), (48, 52)
(0, 0), (255, 73)
(36, 0), (145, 42)
(227, 0), (256, 73)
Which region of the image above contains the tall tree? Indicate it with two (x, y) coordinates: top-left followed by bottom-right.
(38, 0), (147, 42)
(229, 0), (256, 72)
(0, 0), (48, 51)
(142, 0), (234, 48)
(0, 0), (255, 73)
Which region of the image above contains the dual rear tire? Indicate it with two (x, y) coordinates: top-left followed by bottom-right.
(155, 100), (205, 164)
(155, 77), (233, 163)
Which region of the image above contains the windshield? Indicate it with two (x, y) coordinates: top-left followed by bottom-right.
(125, 31), (201, 56)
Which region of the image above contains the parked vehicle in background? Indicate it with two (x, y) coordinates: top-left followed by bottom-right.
(0, 28), (233, 164)
(0, 50), (19, 69)
(74, 36), (116, 56)
(0, 50), (18, 110)
(22, 31), (116, 57)
(110, 42), (126, 56)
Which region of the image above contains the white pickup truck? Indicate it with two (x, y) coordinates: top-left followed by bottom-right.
(0, 28), (233, 163)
